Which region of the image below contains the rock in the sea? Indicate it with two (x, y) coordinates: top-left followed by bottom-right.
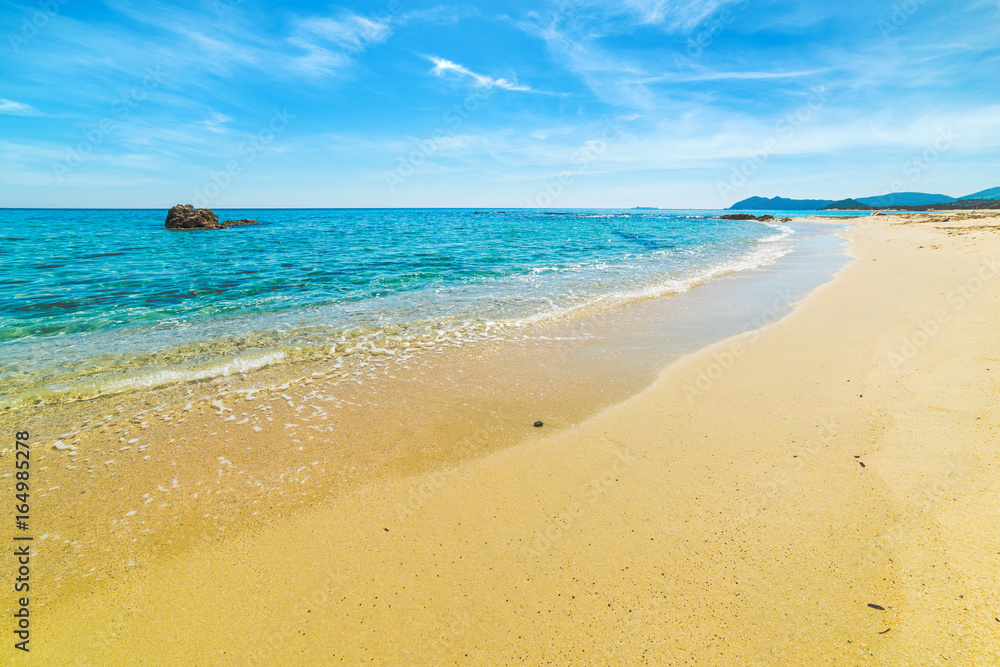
(165, 205), (262, 230)
(165, 204), (221, 230)
(717, 214), (778, 222)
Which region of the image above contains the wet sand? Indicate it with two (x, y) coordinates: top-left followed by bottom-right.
(14, 212), (1000, 664)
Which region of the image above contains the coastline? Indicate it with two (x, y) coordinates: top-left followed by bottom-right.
(5, 217), (846, 607)
(16, 211), (1000, 663)
(0, 208), (795, 419)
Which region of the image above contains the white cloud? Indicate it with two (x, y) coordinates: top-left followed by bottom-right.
(201, 110), (232, 134)
(98, 1), (392, 79)
(550, 0), (747, 33)
(643, 68), (829, 83)
(297, 13), (392, 51)
(281, 10), (394, 76)
(284, 37), (354, 76)
(426, 56), (531, 91)
(617, 0), (744, 31)
(0, 99), (38, 116)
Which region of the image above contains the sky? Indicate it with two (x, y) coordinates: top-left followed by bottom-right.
(1, 0), (998, 208)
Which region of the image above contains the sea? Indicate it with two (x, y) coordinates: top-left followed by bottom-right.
(0, 208), (859, 413)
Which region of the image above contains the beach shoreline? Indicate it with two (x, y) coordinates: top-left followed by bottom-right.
(13, 211), (1000, 663)
(4, 215), (848, 606)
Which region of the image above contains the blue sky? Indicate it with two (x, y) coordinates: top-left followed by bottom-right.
(1, 0), (998, 208)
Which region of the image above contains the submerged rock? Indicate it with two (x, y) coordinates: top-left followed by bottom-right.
(220, 218), (261, 227)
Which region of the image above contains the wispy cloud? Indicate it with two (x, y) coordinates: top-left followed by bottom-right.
(426, 56), (531, 91)
(613, 0), (746, 32)
(200, 110), (232, 134)
(547, 0), (746, 34)
(518, 16), (656, 108)
(284, 37), (355, 76)
(642, 68), (829, 83)
(98, 1), (394, 79)
(284, 10), (395, 76)
(296, 13), (393, 51)
(0, 99), (39, 116)
(2, 0), (998, 207)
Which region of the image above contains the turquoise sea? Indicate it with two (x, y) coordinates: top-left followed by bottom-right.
(0, 208), (854, 409)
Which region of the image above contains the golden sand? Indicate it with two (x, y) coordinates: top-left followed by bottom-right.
(16, 212), (1000, 664)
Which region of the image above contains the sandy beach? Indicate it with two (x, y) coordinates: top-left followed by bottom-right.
(19, 212), (1000, 664)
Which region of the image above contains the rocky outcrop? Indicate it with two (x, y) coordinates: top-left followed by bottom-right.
(717, 214), (777, 221)
(165, 205), (261, 230)
(165, 204), (221, 230)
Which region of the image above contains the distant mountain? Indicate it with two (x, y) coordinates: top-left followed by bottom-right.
(728, 196), (834, 210)
(897, 199), (1000, 211)
(959, 186), (1000, 201)
(728, 186), (1000, 211)
(857, 192), (955, 207)
(822, 199), (873, 210)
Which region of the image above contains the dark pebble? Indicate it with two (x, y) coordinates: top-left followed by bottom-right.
(868, 603), (885, 610)
(533, 421), (544, 427)
(859, 461), (866, 467)
(854, 455), (860, 458)
(879, 628), (891, 634)
(384, 528), (389, 532)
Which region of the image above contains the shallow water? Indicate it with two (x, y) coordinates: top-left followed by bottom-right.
(1, 207), (826, 407)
